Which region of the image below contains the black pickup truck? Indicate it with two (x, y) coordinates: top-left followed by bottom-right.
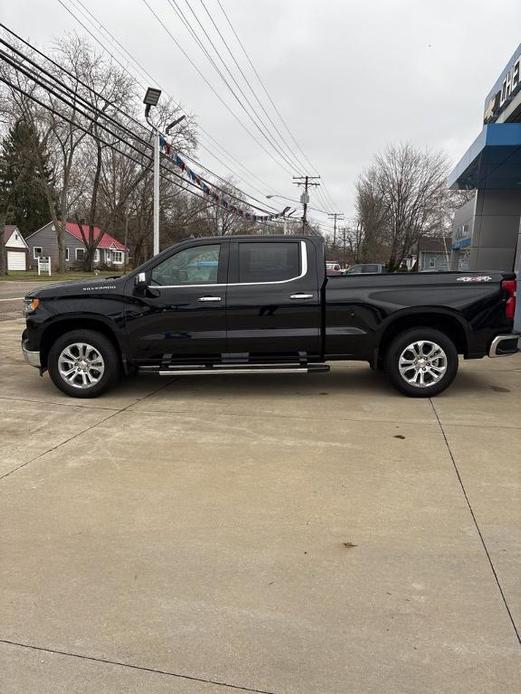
(21, 235), (518, 398)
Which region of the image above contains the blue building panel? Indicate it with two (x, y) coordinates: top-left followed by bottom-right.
(447, 123), (521, 190)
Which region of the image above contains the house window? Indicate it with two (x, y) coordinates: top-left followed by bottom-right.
(94, 249), (100, 263)
(33, 247), (42, 259)
(113, 250), (123, 263)
(75, 248), (85, 261)
(429, 258), (436, 268)
(65, 248), (70, 261)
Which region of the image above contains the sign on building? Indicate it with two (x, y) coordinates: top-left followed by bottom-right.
(452, 224), (471, 250)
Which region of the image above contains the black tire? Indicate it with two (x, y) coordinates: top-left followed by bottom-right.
(47, 329), (121, 398)
(383, 327), (458, 397)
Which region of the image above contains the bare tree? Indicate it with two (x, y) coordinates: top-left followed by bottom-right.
(355, 144), (452, 271)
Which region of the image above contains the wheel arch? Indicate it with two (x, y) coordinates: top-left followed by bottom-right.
(377, 310), (469, 364)
(40, 317), (128, 372)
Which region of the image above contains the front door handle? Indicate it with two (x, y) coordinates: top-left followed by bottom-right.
(198, 296), (222, 302)
(290, 293), (314, 300)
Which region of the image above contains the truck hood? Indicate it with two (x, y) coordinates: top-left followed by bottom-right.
(25, 275), (126, 299)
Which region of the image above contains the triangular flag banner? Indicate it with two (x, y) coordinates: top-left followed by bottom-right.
(158, 135), (287, 223)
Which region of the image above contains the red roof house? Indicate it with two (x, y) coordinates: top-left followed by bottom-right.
(26, 221), (127, 269)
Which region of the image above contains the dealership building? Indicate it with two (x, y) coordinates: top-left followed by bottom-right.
(449, 44), (521, 283)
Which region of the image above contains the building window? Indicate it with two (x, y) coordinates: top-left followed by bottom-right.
(65, 247), (70, 261)
(429, 258), (436, 268)
(113, 250), (123, 263)
(75, 248), (85, 261)
(33, 246), (42, 259)
(94, 249), (100, 263)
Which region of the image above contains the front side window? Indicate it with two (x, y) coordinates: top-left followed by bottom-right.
(347, 265), (362, 274)
(151, 244), (221, 286)
(238, 242), (301, 283)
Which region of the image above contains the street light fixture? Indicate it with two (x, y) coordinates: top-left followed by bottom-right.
(166, 115), (186, 134)
(143, 87), (162, 118)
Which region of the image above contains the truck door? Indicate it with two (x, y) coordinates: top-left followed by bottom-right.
(225, 239), (321, 359)
(125, 241), (229, 364)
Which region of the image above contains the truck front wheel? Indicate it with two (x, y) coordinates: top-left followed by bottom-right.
(48, 329), (120, 398)
(384, 328), (459, 397)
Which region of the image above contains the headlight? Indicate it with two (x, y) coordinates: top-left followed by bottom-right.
(23, 297), (40, 315)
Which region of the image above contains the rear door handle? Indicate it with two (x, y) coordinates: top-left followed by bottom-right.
(290, 293), (314, 300)
(198, 295), (222, 302)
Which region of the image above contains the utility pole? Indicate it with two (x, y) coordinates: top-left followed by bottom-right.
(292, 175), (320, 233)
(327, 212), (345, 249)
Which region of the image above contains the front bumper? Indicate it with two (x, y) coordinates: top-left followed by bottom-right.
(488, 333), (520, 358)
(22, 339), (41, 368)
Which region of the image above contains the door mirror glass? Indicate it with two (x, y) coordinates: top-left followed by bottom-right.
(135, 271), (147, 286)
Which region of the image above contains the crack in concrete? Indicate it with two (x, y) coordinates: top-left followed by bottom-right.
(429, 398), (521, 646)
(0, 380), (174, 482)
(0, 639), (277, 693)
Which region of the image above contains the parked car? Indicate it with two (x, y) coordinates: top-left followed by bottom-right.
(21, 235), (518, 398)
(325, 260), (342, 276)
(345, 263), (388, 274)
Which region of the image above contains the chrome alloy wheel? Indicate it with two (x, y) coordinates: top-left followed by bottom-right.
(398, 340), (447, 388)
(57, 342), (105, 389)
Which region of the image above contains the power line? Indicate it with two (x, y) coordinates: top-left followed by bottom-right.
(168, 0), (303, 175)
(0, 21), (281, 215)
(215, 0), (341, 212)
(190, 0), (308, 174)
(0, 43), (282, 220)
(56, 0), (282, 202)
(140, 0), (298, 178)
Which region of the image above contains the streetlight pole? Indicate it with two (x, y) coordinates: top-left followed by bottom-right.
(152, 130), (160, 256)
(143, 87), (162, 256)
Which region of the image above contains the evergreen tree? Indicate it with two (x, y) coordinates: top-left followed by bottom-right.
(0, 119), (55, 237)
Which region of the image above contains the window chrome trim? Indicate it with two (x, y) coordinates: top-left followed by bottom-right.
(149, 240), (308, 289)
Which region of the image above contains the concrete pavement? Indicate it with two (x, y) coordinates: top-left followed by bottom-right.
(0, 317), (520, 693)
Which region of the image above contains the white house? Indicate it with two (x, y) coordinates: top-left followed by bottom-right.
(3, 225), (29, 271)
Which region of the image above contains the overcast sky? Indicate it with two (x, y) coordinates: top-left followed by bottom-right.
(5, 0), (521, 230)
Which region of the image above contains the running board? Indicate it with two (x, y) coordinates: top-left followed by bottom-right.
(139, 363), (330, 376)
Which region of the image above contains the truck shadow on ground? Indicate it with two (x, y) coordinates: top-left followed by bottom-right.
(119, 363), (507, 400)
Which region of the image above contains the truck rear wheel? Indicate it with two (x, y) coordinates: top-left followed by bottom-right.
(384, 328), (458, 397)
(48, 329), (120, 398)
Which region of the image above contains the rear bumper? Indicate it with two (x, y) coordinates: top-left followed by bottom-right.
(488, 334), (520, 358)
(22, 339), (41, 368)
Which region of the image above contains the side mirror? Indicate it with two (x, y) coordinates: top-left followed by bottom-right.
(135, 271), (147, 287)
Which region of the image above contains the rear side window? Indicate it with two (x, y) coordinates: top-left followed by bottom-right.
(364, 265), (379, 273)
(238, 242), (301, 283)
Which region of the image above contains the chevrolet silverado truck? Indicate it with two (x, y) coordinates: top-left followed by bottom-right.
(21, 235), (519, 398)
